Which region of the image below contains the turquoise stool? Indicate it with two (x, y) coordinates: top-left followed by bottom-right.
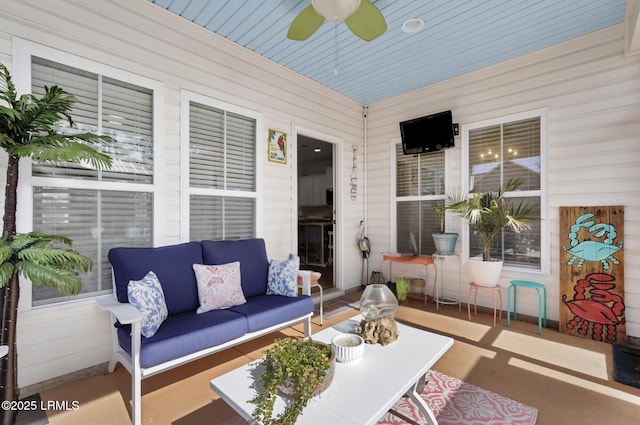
(507, 280), (547, 334)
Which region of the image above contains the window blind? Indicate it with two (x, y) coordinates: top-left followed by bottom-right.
(469, 117), (540, 192)
(396, 145), (445, 197)
(223, 197), (255, 239)
(101, 77), (153, 183)
(31, 57), (154, 183)
(395, 145), (445, 255)
(396, 201), (440, 255)
(29, 57), (155, 305)
(420, 152), (445, 196)
(226, 112), (256, 192)
(190, 195), (223, 240)
(188, 101), (257, 241)
(468, 124), (501, 193)
(467, 116), (541, 267)
(189, 103), (225, 189)
(32, 188), (153, 304)
(502, 118), (541, 191)
(31, 58), (99, 130)
(396, 149), (419, 197)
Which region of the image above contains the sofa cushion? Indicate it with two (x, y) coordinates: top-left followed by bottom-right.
(109, 242), (203, 315)
(127, 271), (168, 338)
(201, 239), (269, 298)
(192, 262), (247, 313)
(117, 309), (248, 368)
(228, 294), (313, 332)
(267, 255), (300, 297)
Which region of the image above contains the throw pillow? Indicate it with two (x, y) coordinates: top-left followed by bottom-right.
(192, 262), (246, 314)
(127, 271), (168, 338)
(267, 254), (300, 297)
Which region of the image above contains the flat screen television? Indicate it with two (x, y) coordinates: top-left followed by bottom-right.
(399, 110), (455, 155)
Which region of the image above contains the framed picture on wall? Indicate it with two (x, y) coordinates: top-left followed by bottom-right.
(268, 128), (287, 164)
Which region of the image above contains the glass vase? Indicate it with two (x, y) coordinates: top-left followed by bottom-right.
(359, 284), (398, 320)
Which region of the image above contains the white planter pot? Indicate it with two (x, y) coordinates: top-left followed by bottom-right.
(468, 258), (503, 287)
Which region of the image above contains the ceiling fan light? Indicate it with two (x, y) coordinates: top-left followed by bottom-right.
(312, 0), (361, 22)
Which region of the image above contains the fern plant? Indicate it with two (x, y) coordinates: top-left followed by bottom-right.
(250, 338), (333, 425)
(0, 62), (112, 425)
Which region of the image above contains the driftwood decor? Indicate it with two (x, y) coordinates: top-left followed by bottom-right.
(559, 206), (625, 344)
(355, 317), (399, 346)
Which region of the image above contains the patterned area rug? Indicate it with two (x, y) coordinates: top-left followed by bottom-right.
(315, 297), (360, 320)
(379, 370), (538, 425)
(222, 370), (538, 425)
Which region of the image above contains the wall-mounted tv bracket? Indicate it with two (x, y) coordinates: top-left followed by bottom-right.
(452, 123), (459, 136)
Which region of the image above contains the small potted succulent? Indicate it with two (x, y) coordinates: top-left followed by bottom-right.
(395, 276), (410, 302)
(250, 337), (335, 425)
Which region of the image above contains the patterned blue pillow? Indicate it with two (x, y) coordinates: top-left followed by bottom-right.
(127, 271), (168, 338)
(267, 255), (300, 297)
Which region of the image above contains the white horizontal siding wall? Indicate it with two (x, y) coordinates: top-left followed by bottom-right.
(367, 24), (640, 338)
(0, 0), (364, 388)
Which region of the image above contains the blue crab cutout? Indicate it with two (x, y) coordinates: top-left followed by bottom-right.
(563, 213), (623, 270)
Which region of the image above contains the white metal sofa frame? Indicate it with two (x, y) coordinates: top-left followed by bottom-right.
(97, 273), (313, 425)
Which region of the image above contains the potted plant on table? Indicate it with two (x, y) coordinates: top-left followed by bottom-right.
(0, 63), (112, 424)
(431, 200), (458, 255)
(250, 337), (335, 425)
(446, 178), (537, 286)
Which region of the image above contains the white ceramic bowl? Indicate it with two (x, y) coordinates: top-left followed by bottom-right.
(331, 334), (364, 364)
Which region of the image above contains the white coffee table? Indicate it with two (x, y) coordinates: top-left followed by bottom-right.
(210, 315), (454, 425)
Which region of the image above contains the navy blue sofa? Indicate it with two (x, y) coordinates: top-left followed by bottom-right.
(97, 238), (313, 425)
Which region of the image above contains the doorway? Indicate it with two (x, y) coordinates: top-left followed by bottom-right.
(297, 135), (335, 290)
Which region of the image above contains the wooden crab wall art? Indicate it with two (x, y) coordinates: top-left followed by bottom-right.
(562, 212), (623, 269)
(559, 206), (626, 344)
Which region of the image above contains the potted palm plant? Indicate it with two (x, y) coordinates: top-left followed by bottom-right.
(446, 178), (537, 286)
(0, 63), (112, 424)
(250, 337), (335, 425)
(431, 200), (458, 255)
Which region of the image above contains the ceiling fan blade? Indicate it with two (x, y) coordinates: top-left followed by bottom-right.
(287, 4), (325, 41)
(344, 0), (387, 42)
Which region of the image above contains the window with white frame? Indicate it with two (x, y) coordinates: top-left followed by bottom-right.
(464, 110), (547, 271)
(184, 94), (260, 240)
(394, 145), (446, 255)
(26, 55), (159, 305)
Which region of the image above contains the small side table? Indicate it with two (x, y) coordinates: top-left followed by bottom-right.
(467, 282), (503, 326)
(432, 253), (461, 311)
(298, 270), (323, 326)
(507, 280), (547, 334)
(379, 254), (435, 305)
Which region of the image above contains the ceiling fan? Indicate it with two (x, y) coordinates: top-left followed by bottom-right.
(287, 0), (387, 42)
